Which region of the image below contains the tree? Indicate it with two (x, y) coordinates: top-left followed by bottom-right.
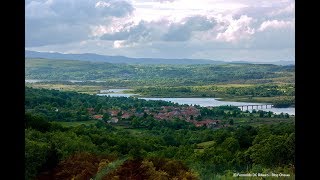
(285, 113), (290, 118)
(117, 111), (123, 118)
(221, 137), (240, 153)
(234, 126), (256, 149)
(25, 113), (51, 132)
(259, 111), (264, 118)
(196, 115), (202, 121)
(143, 112), (148, 118)
(131, 117), (141, 128)
(94, 104), (102, 113)
(53, 152), (101, 179)
(102, 113), (110, 122)
(248, 134), (292, 167)
(25, 138), (50, 179)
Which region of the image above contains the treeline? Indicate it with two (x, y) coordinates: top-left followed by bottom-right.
(26, 113), (295, 179)
(26, 58), (295, 85)
(26, 87), (291, 123)
(222, 84), (295, 97)
(25, 87), (179, 122)
(273, 97), (295, 108)
(134, 84), (295, 98)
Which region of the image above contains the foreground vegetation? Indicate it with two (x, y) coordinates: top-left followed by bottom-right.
(25, 58), (295, 179)
(25, 87), (294, 179)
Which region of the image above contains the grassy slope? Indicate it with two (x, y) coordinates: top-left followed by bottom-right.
(25, 83), (106, 94)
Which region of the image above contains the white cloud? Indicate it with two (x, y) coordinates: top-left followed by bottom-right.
(154, 0), (176, 3)
(162, 16), (216, 41)
(98, 15), (216, 46)
(258, 20), (294, 31)
(216, 15), (255, 42)
(131, 0), (248, 22)
(90, 17), (136, 37)
(113, 40), (126, 48)
(26, 0), (56, 19)
(269, 2), (295, 16)
(26, 0), (295, 61)
(95, 1), (111, 8)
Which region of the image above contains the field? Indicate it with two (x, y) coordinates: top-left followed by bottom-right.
(195, 140), (216, 153)
(25, 83), (108, 94)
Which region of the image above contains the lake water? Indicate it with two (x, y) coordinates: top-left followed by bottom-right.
(100, 89), (131, 93)
(97, 91), (295, 115)
(25, 79), (46, 83)
(24, 82), (295, 115)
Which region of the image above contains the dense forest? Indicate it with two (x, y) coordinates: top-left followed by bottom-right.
(132, 84), (295, 107)
(26, 58), (295, 86)
(134, 84), (294, 97)
(25, 87), (295, 179)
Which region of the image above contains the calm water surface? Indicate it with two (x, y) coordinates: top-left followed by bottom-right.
(97, 89), (295, 115)
(26, 80), (294, 115)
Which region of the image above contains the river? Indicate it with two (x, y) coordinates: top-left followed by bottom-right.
(97, 89), (295, 115)
(24, 82), (295, 115)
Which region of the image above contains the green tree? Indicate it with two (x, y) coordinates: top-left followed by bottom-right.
(102, 113), (110, 122)
(221, 137), (240, 153)
(25, 139), (50, 179)
(248, 134), (292, 167)
(25, 113), (51, 132)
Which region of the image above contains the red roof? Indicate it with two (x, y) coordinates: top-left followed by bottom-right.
(109, 110), (120, 116)
(93, 115), (103, 119)
(121, 113), (131, 119)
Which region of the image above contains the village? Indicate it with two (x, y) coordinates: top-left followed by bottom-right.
(87, 105), (226, 128)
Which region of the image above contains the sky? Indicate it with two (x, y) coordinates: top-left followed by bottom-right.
(25, 0), (295, 62)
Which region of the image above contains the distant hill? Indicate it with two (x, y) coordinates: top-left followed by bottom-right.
(25, 50), (294, 65)
(25, 58), (295, 85)
(25, 50), (226, 65)
(231, 60), (295, 66)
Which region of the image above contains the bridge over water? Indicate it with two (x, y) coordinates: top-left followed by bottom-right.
(237, 104), (273, 111)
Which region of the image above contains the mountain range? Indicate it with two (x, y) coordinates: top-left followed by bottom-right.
(25, 50), (294, 65)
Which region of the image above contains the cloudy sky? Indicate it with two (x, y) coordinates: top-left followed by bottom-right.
(26, 0), (295, 62)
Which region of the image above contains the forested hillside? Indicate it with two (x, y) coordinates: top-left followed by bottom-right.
(26, 58), (295, 86)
